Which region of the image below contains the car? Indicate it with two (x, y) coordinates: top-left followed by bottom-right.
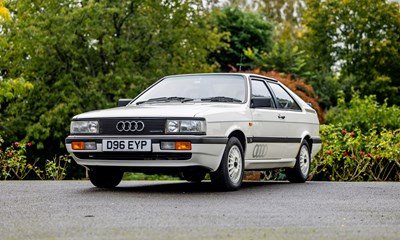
(65, 73), (322, 191)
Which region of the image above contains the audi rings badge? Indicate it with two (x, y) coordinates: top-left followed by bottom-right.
(116, 121), (145, 132)
(252, 144), (268, 158)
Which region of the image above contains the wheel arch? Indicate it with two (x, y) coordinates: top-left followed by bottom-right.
(302, 135), (313, 154)
(228, 130), (247, 154)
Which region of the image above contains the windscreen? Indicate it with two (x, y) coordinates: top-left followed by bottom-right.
(133, 75), (246, 104)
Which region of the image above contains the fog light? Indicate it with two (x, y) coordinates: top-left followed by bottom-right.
(160, 142), (175, 150)
(84, 142), (97, 150)
(71, 141), (97, 150)
(176, 142), (191, 150)
(160, 141), (192, 150)
(72, 142), (85, 150)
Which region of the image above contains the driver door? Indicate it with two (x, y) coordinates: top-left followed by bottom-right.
(248, 79), (286, 160)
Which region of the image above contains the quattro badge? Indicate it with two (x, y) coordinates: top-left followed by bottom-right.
(252, 144), (268, 158)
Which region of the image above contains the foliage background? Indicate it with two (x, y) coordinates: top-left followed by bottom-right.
(311, 126), (400, 182)
(1, 0), (399, 180)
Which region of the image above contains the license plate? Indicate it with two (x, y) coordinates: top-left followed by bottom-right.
(102, 140), (151, 152)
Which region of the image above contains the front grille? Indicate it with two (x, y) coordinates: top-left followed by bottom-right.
(100, 118), (166, 135)
(74, 152), (192, 161)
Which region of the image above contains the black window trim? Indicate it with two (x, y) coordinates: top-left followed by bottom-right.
(249, 76), (304, 112)
(266, 81), (303, 112)
(249, 77), (277, 109)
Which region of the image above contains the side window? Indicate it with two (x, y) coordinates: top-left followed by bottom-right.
(269, 83), (301, 111)
(251, 80), (274, 108)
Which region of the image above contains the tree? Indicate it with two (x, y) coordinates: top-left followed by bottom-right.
(302, 0), (400, 105)
(0, 0), (225, 166)
(244, 40), (309, 79)
(0, 0), (11, 22)
(0, 78), (33, 109)
(210, 6), (274, 71)
(213, 0), (306, 39)
(216, 0), (306, 24)
(257, 0), (306, 28)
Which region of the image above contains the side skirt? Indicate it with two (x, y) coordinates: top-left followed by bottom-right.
(244, 158), (296, 170)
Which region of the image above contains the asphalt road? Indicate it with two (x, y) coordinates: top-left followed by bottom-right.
(1, 181), (399, 240)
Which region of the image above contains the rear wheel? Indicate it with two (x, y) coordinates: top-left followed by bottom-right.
(210, 137), (244, 191)
(88, 167), (123, 188)
(286, 140), (311, 183)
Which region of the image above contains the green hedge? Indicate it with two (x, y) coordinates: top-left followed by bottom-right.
(311, 125), (400, 181)
(326, 92), (400, 132)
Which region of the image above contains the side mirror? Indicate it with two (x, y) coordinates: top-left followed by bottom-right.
(251, 98), (272, 108)
(118, 99), (132, 107)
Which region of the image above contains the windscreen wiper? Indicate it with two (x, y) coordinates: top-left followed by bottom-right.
(200, 96), (242, 103)
(136, 97), (194, 105)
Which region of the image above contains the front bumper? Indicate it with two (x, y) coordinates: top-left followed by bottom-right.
(65, 135), (227, 172)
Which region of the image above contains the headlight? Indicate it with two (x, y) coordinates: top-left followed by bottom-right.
(70, 121), (99, 134)
(166, 120), (206, 134)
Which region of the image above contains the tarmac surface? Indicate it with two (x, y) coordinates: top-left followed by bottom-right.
(1, 181), (399, 239)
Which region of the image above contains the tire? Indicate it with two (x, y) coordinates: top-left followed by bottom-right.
(88, 167), (123, 188)
(286, 140), (311, 183)
(210, 137), (244, 191)
(181, 170), (207, 183)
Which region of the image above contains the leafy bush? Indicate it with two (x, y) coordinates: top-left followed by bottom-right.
(0, 137), (70, 180)
(326, 92), (400, 131)
(35, 155), (71, 180)
(311, 125), (400, 181)
(0, 138), (36, 180)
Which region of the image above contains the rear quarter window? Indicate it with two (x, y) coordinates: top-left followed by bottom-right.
(268, 83), (301, 111)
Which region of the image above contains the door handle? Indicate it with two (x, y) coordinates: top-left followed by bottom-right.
(278, 114), (286, 119)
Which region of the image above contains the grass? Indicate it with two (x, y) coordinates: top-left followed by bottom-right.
(123, 172), (181, 181)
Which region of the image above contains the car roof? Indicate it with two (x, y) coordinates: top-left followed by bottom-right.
(164, 73), (278, 83)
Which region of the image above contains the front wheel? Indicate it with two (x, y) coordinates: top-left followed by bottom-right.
(88, 167), (123, 188)
(286, 140), (311, 183)
(210, 137), (244, 191)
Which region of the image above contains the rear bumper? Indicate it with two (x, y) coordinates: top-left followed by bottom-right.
(311, 137), (322, 158)
(65, 135), (227, 172)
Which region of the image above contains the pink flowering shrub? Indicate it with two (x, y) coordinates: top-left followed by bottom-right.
(311, 125), (400, 181)
(0, 137), (70, 180)
(0, 138), (36, 180)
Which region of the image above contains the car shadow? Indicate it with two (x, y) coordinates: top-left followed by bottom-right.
(79, 180), (292, 195)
